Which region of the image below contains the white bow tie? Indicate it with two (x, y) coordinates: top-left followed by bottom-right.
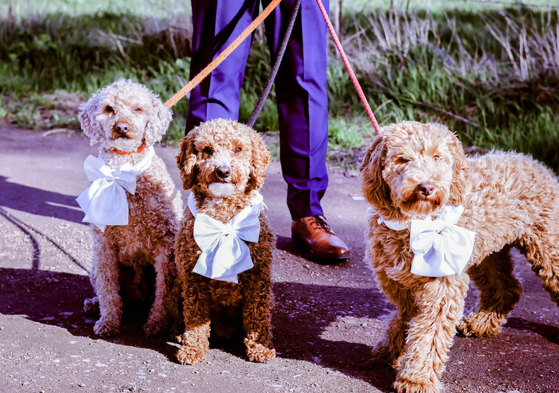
(377, 205), (475, 277)
(188, 192), (263, 283)
(76, 147), (155, 232)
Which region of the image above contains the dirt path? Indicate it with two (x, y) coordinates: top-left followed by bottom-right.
(0, 125), (558, 393)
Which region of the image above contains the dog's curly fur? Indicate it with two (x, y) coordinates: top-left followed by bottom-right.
(79, 79), (183, 337)
(360, 121), (559, 393)
(174, 119), (275, 364)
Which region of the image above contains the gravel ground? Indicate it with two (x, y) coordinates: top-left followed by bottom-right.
(0, 125), (558, 393)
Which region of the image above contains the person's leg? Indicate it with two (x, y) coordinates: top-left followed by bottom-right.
(264, 0), (328, 219)
(264, 0), (349, 261)
(186, 0), (260, 132)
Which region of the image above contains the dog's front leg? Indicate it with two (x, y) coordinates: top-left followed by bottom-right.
(240, 267), (275, 363)
(143, 245), (173, 337)
(90, 236), (122, 337)
(371, 276), (416, 368)
(176, 274), (211, 365)
(372, 307), (415, 369)
(393, 276), (469, 393)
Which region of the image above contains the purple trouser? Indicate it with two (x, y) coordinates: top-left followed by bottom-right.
(186, 0), (330, 220)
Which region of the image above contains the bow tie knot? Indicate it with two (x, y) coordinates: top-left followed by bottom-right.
(188, 193), (263, 283)
(409, 205), (475, 277)
(219, 223), (236, 237)
(375, 205), (475, 277)
(76, 147), (155, 232)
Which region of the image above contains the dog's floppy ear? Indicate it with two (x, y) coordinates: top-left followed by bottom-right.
(78, 92), (104, 146)
(448, 131), (469, 205)
(176, 130), (198, 190)
(360, 135), (392, 212)
(246, 127), (271, 193)
(144, 91), (173, 146)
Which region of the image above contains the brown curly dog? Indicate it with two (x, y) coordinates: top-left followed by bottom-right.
(360, 121), (559, 393)
(174, 119), (275, 364)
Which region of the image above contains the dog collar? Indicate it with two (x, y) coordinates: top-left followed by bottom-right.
(107, 139), (147, 155)
(371, 209), (408, 231)
(372, 206), (459, 231)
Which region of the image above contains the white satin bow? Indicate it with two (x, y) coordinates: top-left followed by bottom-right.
(409, 205), (475, 277)
(376, 205), (475, 277)
(76, 147), (154, 232)
(188, 192), (263, 283)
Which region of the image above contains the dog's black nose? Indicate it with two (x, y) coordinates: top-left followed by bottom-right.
(216, 166), (230, 179)
(115, 122), (130, 135)
(418, 182), (435, 197)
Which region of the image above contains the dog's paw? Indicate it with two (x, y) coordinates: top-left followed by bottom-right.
(143, 313), (169, 337)
(176, 344), (207, 365)
(83, 297), (99, 315)
(368, 345), (393, 367)
(143, 320), (164, 337)
(244, 338), (275, 363)
(93, 317), (120, 337)
(394, 377), (440, 393)
(176, 330), (210, 365)
(457, 312), (503, 338)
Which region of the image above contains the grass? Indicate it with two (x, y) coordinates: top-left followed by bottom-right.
(1, 0), (191, 18)
(335, 7), (559, 169)
(1, 1), (558, 172)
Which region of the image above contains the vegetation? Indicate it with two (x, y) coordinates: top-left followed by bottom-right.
(1, 1), (558, 171)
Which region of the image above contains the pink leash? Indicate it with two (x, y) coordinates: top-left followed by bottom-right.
(315, 0), (382, 135)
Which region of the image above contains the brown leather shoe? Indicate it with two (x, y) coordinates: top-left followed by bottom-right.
(291, 215), (350, 263)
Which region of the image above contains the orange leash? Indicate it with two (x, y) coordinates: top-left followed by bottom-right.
(164, 0), (282, 109)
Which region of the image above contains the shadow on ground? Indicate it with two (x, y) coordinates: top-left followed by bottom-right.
(0, 265), (398, 390)
(271, 280), (395, 390)
(2, 265), (559, 391)
(0, 267), (179, 361)
(505, 317), (559, 343)
(0, 176), (85, 224)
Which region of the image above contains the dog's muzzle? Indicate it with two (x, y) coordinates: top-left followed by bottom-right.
(213, 165), (232, 183)
(112, 121), (133, 139)
(416, 181), (435, 199)
(215, 165), (231, 180)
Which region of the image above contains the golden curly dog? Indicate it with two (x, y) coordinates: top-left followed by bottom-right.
(360, 121), (559, 393)
(174, 119), (275, 364)
(79, 79), (182, 337)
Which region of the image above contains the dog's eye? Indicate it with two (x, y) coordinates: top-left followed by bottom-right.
(433, 154), (441, 161)
(234, 147), (242, 154)
(104, 105), (115, 114)
(396, 157), (410, 164)
(202, 146), (214, 156)
(135, 107), (144, 113)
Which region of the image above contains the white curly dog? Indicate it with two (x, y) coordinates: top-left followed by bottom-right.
(78, 79), (182, 337)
